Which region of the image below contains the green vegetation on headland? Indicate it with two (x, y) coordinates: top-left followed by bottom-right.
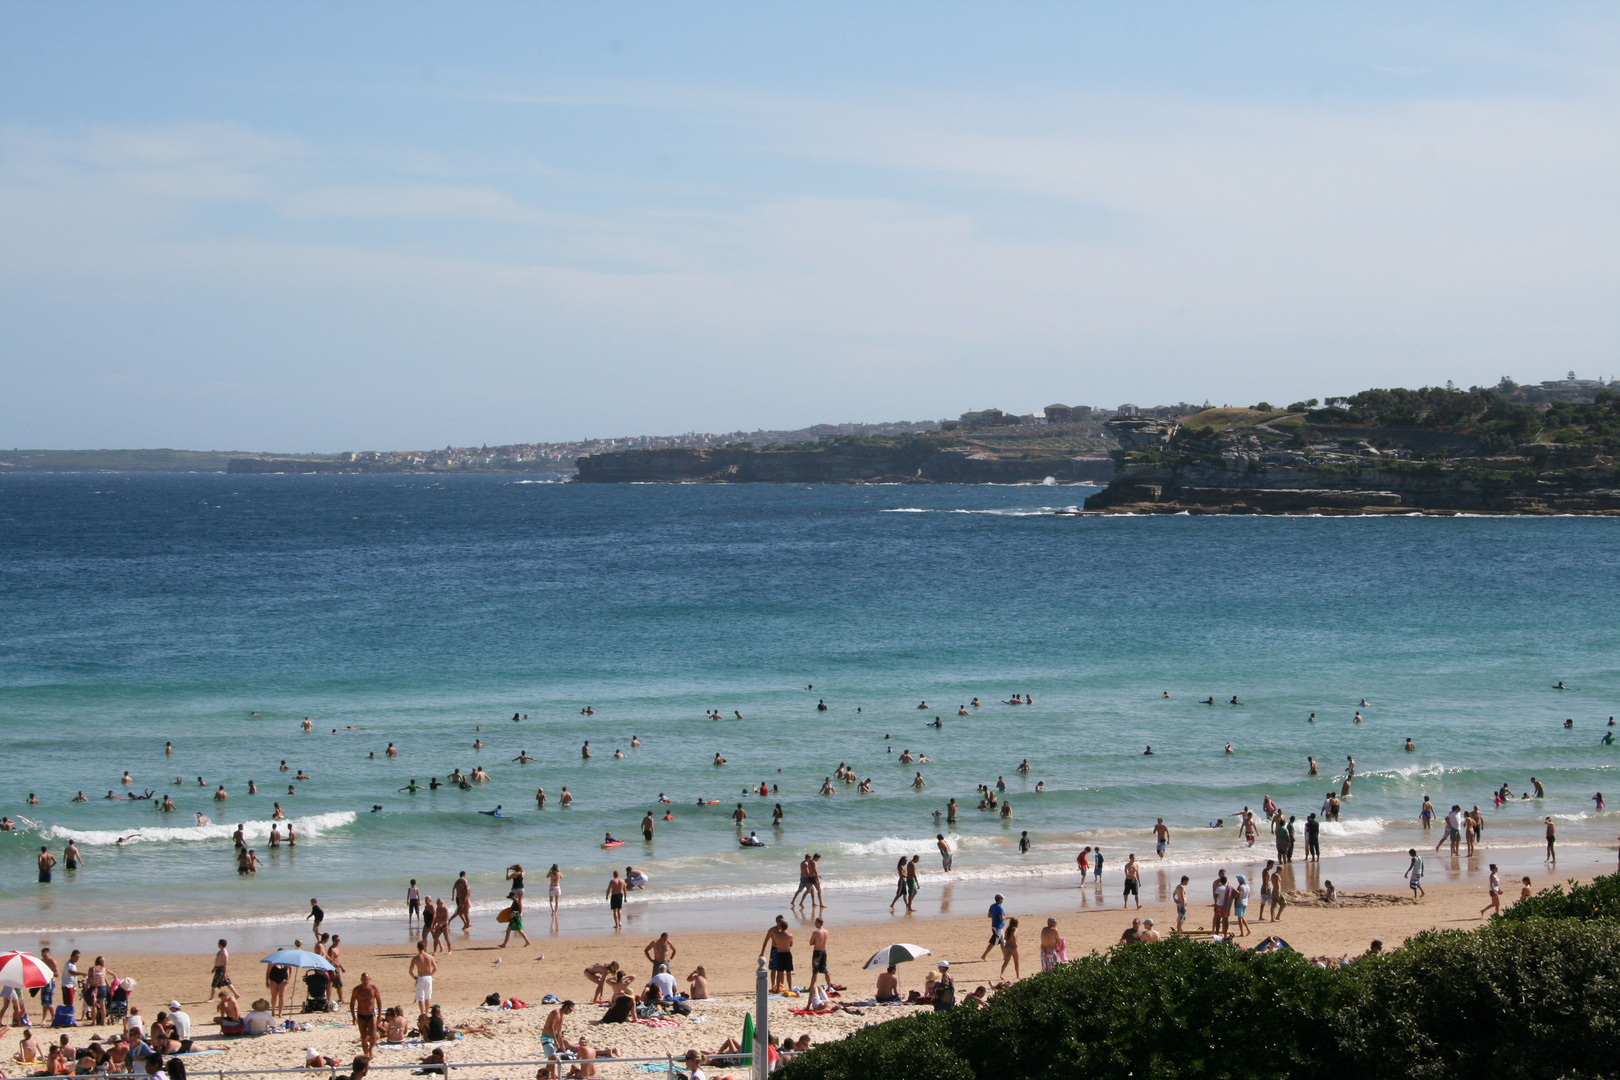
(782, 875), (1620, 1080)
(1086, 386), (1620, 514)
(574, 431), (1116, 484)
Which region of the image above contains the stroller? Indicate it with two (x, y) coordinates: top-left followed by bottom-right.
(301, 969), (332, 1013)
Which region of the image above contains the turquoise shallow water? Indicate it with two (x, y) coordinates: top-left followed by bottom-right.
(1, 475), (1617, 947)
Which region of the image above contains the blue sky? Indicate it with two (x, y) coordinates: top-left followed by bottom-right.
(2, 3), (1616, 450)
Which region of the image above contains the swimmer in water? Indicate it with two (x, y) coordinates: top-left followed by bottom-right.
(958, 705), (969, 715)
(165, 741), (173, 755)
(280, 761), (289, 772)
(474, 739), (484, 749)
(301, 717), (313, 731)
(195, 813), (210, 826)
(1144, 746), (1154, 755)
(295, 770), (309, 780)
(581, 742), (591, 759)
(512, 751), (536, 763)
(1405, 738), (1416, 751)
(1564, 718), (1574, 729)
(248, 780), (257, 794)
(1163, 691), (1170, 699)
(613, 749), (625, 759)
(1229, 696), (1241, 706)
(1202, 697), (1215, 705)
(970, 698), (980, 708)
(1554, 682), (1567, 690)
(122, 771), (133, 785)
(631, 736), (642, 747)
(1308, 757), (1318, 775)
(713, 753), (727, 766)
(1354, 712), (1363, 723)
(73, 791), (88, 802)
(1224, 743), (1233, 754)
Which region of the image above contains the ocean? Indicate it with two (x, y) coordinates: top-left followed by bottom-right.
(1, 474), (1617, 950)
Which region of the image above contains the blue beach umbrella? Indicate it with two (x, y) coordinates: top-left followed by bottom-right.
(260, 949), (335, 972)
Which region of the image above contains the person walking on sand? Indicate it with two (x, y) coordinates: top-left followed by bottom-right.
(1404, 849), (1425, 898)
(499, 897), (530, 947)
(605, 870), (629, 929)
(1173, 876), (1189, 931)
(409, 940), (436, 1012)
(937, 834), (953, 872)
(452, 872), (471, 930)
(999, 918), (1021, 980)
(350, 973), (382, 1057)
(1480, 864), (1503, 918)
(1039, 918), (1063, 971)
(1123, 855), (1142, 909)
(980, 894), (1007, 960)
(1153, 818), (1169, 858)
(1545, 817), (1557, 862)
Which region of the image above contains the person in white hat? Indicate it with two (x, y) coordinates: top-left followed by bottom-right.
(932, 961), (956, 1011)
(166, 1002), (192, 1052)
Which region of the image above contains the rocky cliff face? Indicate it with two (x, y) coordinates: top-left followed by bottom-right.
(1083, 444), (1620, 515)
(574, 444), (1116, 484)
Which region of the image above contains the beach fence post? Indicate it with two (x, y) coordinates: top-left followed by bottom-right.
(754, 955), (770, 1080)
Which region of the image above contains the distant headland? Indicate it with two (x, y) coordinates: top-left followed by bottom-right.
(5, 375), (1617, 510)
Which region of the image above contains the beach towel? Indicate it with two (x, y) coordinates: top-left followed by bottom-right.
(635, 1017), (683, 1028)
(376, 1040), (458, 1051)
(789, 1007), (839, 1016)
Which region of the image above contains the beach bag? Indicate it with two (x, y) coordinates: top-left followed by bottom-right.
(53, 1004), (76, 1027)
(671, 999), (692, 1016)
(219, 1018), (245, 1036)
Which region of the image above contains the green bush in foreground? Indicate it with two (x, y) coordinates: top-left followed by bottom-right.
(1335, 920), (1620, 1080)
(780, 916), (1620, 1080)
(1498, 873), (1620, 922)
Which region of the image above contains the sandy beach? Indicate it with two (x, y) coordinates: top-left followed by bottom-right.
(15, 851), (1610, 1078)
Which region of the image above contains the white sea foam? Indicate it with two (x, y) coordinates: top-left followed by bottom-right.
(834, 835), (999, 857)
(1316, 818), (1387, 837)
(43, 811), (357, 847)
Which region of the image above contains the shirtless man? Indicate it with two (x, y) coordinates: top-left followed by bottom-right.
(791, 854), (815, 907)
(327, 936), (346, 1004)
(807, 919), (830, 993)
(1153, 818), (1170, 858)
(452, 872), (471, 930)
(408, 941), (437, 1013)
(1039, 918), (1062, 971)
(606, 871), (629, 930)
(433, 898), (453, 951)
(643, 933), (678, 978)
(350, 974), (382, 1056)
(760, 916), (794, 994)
(641, 812), (655, 842)
(37, 846), (57, 883)
(540, 999), (575, 1071)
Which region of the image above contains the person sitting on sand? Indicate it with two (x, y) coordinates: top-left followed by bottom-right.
(875, 965), (900, 1003)
(686, 967), (709, 1000)
(306, 1048), (344, 1068)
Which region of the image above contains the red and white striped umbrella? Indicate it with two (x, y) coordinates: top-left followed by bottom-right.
(0, 951), (52, 989)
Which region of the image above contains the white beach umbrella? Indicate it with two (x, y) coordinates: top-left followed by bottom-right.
(863, 943), (933, 969)
(0, 950), (53, 989)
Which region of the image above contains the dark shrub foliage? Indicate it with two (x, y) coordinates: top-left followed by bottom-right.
(782, 906), (1620, 1080)
(1499, 872), (1620, 922)
(780, 937), (1347, 1080)
(1334, 920), (1620, 1080)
